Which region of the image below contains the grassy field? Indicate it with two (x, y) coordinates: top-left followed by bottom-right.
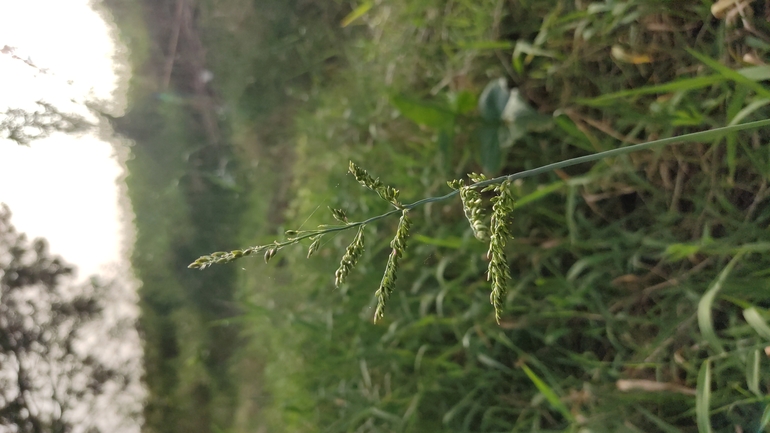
(110, 0), (770, 431)
(225, 1), (770, 432)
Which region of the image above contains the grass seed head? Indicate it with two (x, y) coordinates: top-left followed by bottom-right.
(307, 236), (322, 258)
(374, 210), (412, 323)
(334, 225), (366, 287)
(487, 180), (514, 323)
(350, 161), (402, 207)
(449, 173), (490, 241)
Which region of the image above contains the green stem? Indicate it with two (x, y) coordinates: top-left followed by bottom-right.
(308, 120), (770, 236)
(404, 118), (770, 208)
(191, 119), (770, 268)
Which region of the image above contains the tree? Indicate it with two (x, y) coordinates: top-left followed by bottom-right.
(0, 204), (133, 433)
(0, 101), (93, 146)
(1, 46), (93, 146)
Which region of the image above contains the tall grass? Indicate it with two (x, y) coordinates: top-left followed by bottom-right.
(190, 0), (770, 431)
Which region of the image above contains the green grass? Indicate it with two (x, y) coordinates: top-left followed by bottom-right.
(222, 0), (770, 432)
(111, 0), (770, 431)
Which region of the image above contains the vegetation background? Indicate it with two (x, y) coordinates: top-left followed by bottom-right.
(101, 0), (770, 432)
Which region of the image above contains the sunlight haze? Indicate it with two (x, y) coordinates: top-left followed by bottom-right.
(0, 0), (127, 280)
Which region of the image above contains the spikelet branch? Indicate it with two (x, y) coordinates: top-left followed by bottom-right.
(448, 173), (489, 241)
(329, 207), (348, 223)
(486, 180), (515, 323)
(188, 244), (271, 270)
(307, 235), (322, 258)
(349, 161), (402, 208)
(373, 210), (412, 323)
(335, 225), (366, 287)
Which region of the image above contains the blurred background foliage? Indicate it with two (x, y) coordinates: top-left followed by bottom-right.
(102, 0), (770, 431)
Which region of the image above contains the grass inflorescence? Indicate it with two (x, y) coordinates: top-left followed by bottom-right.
(448, 173), (490, 241)
(190, 120), (770, 323)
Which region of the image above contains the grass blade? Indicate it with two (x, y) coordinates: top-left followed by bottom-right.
(696, 359), (713, 433)
(577, 65), (770, 106)
(686, 48), (770, 99)
(698, 254), (744, 353)
(636, 405), (684, 433)
(566, 184), (577, 245)
(520, 363), (575, 423)
(576, 75), (724, 106)
(340, 1), (373, 27)
(442, 388), (479, 425)
(725, 86), (751, 182)
(729, 99), (770, 126)
(514, 181), (565, 209)
(745, 349), (761, 397)
(760, 404), (770, 431)
(477, 354), (513, 374)
(724, 94), (770, 182)
(743, 307), (770, 340)
(739, 65), (770, 81)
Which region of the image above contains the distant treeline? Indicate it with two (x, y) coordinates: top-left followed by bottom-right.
(101, 0), (355, 431)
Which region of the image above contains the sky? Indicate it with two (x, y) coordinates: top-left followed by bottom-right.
(0, 0), (127, 280)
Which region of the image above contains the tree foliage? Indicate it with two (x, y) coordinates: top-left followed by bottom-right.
(0, 101), (92, 146)
(0, 204), (129, 433)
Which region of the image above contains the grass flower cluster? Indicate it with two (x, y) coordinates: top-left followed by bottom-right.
(334, 225), (365, 288)
(373, 210), (411, 323)
(485, 180), (515, 323)
(190, 119), (770, 323)
(349, 161), (401, 208)
(448, 173), (489, 241)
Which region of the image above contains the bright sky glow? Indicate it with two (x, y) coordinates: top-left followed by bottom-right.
(0, 0), (126, 280)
